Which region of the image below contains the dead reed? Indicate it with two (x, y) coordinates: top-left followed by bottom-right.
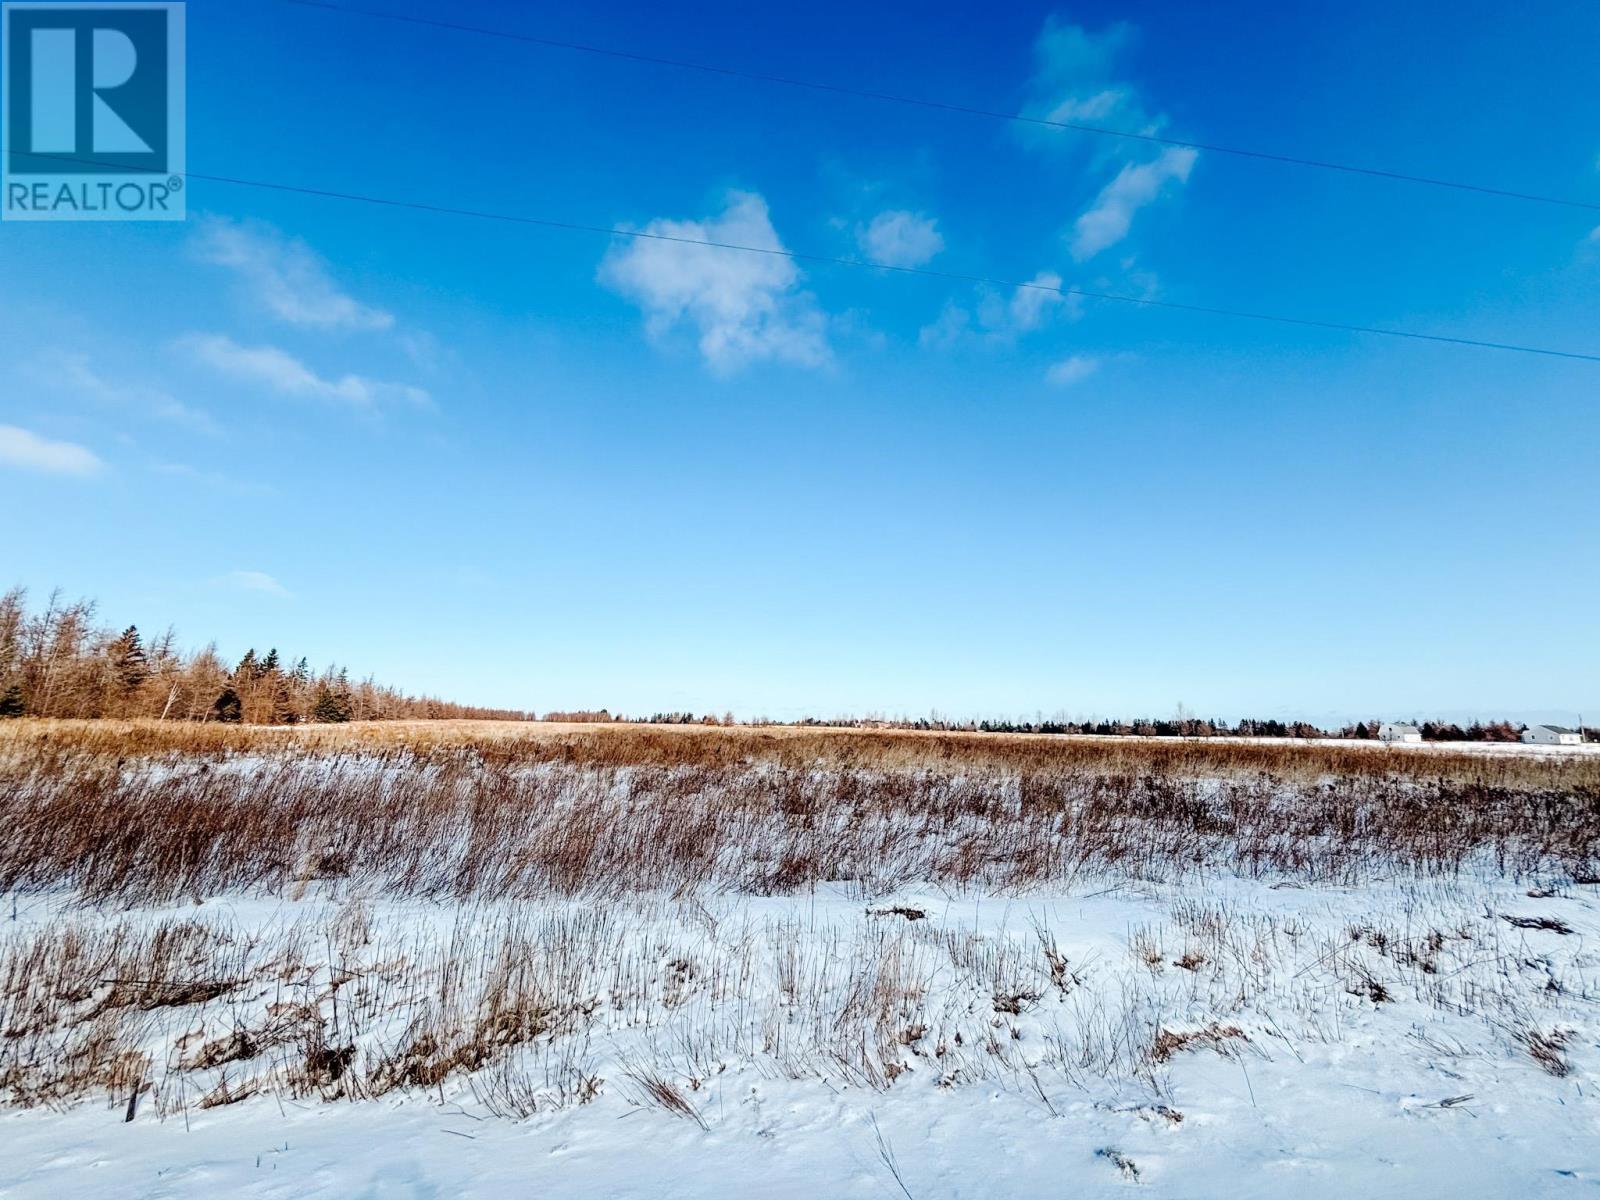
(0, 719), (1595, 904)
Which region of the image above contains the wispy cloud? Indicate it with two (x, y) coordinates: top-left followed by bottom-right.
(30, 351), (219, 435)
(179, 334), (430, 409)
(1045, 355), (1100, 387)
(919, 20), (1181, 352)
(1071, 147), (1196, 260)
(194, 217), (394, 332)
(858, 210), (944, 268)
(0, 425), (103, 476)
(918, 270), (1077, 347)
(600, 191), (830, 373)
(917, 301), (971, 349)
(1023, 20), (1151, 144)
(1023, 18), (1196, 260)
(1008, 270), (1073, 330)
(216, 569), (291, 598)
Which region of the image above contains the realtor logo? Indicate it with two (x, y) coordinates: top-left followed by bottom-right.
(2, 2), (185, 220)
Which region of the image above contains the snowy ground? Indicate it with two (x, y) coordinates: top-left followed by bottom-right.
(5, 871), (1598, 1198)
(5, 1053), (1594, 1200)
(1123, 734), (1600, 757)
(4, 726), (1596, 1197)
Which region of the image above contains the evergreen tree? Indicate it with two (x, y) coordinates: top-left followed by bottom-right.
(0, 682), (24, 718)
(209, 686), (243, 723)
(312, 684), (352, 723)
(108, 625), (149, 694)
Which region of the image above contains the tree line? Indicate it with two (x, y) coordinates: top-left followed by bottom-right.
(3, 586), (1582, 739)
(533, 711), (1585, 741)
(0, 587), (530, 724)
(758, 714), (1588, 742)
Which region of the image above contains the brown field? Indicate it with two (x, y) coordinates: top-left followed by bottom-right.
(2, 718), (1596, 903)
(5, 715), (1596, 780)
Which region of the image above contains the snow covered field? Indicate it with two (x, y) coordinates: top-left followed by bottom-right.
(5, 876), (1598, 1197)
(2, 722), (1597, 1197)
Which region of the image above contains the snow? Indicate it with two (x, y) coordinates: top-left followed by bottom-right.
(5, 870), (1598, 1197)
(5, 1059), (1594, 1200)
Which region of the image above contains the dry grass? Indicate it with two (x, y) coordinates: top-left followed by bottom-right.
(1, 876), (1592, 1116)
(0, 898), (1084, 1111)
(0, 719), (1594, 906)
(6, 717), (1597, 783)
(1150, 1023), (1247, 1064)
(1517, 1029), (1574, 1077)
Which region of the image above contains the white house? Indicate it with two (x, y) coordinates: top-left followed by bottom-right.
(1378, 722), (1423, 744)
(1522, 724), (1583, 746)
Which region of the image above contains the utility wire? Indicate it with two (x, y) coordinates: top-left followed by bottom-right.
(16, 151), (1599, 363)
(277, 0), (1600, 215)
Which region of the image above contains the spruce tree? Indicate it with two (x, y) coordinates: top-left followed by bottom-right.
(312, 684), (352, 723)
(269, 675), (296, 725)
(109, 626), (149, 694)
(210, 687), (243, 724)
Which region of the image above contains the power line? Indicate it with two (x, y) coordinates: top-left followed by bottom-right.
(16, 150), (1599, 363)
(277, 0), (1600, 215)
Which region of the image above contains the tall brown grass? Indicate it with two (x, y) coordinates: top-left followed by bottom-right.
(2, 719), (1595, 904)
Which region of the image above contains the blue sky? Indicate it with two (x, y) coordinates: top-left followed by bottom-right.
(2, 0), (1597, 722)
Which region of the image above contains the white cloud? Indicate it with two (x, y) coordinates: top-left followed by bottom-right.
(1009, 270), (1071, 330)
(1071, 147), (1196, 260)
(858, 210), (944, 267)
(1044, 87), (1131, 126)
(918, 301), (971, 349)
(194, 218), (394, 332)
(180, 334), (430, 408)
(1045, 355), (1100, 387)
(31, 351), (218, 434)
(0, 425), (103, 476)
(1023, 19), (1197, 260)
(217, 570), (291, 598)
(921, 270), (1076, 347)
(599, 191), (830, 373)
(1023, 20), (1153, 144)
(397, 329), (443, 370)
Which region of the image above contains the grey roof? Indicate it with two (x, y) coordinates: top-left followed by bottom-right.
(1531, 725), (1578, 734)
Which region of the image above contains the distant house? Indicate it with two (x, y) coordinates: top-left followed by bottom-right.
(1377, 722), (1422, 744)
(1522, 724), (1583, 746)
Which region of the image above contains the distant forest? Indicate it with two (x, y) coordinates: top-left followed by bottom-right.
(2, 587), (1586, 738)
(540, 711), (1587, 743)
(0, 588), (530, 724)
